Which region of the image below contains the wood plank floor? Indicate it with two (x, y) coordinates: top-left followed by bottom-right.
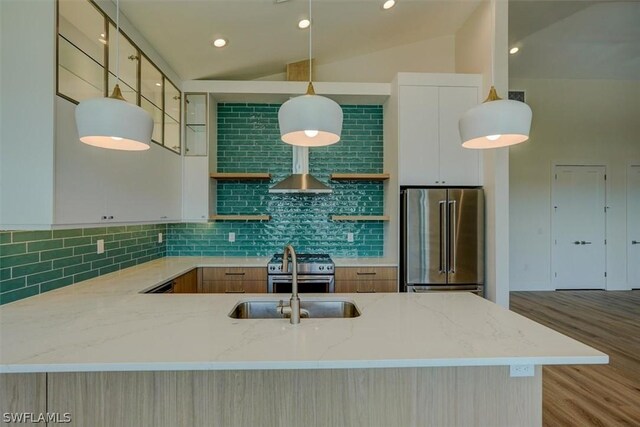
(510, 291), (640, 427)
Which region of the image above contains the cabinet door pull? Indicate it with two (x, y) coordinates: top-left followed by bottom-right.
(225, 272), (245, 276)
(356, 288), (376, 293)
(356, 272), (376, 276)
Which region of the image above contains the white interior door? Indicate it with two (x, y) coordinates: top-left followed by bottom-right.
(552, 165), (607, 289)
(628, 165), (640, 289)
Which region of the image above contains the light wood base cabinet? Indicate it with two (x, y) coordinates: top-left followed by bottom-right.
(1, 367), (541, 427)
(171, 269), (198, 293)
(0, 373), (46, 427)
(199, 267), (267, 293)
(336, 267), (398, 293)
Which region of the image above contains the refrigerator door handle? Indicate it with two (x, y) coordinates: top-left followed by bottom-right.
(439, 200), (447, 274)
(448, 200), (457, 273)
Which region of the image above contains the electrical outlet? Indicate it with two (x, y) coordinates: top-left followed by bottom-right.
(158, 233), (163, 243)
(347, 232), (354, 243)
(96, 239), (104, 254)
(228, 232), (236, 243)
(510, 365), (534, 377)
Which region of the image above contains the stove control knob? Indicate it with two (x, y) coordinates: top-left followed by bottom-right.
(319, 266), (324, 271)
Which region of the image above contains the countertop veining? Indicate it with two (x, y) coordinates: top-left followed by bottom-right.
(0, 257), (607, 373)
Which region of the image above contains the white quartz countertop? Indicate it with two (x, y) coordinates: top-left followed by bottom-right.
(0, 258), (607, 373)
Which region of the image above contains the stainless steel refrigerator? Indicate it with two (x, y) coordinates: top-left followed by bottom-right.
(401, 188), (484, 295)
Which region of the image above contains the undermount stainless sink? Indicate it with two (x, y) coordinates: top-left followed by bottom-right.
(229, 299), (361, 319)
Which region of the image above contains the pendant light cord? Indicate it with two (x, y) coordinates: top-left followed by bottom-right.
(490, 0), (495, 87)
(308, 0), (312, 83)
(115, 0), (120, 86)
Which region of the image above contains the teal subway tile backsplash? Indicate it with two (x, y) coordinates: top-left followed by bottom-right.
(1, 103), (385, 303)
(167, 103), (385, 257)
(0, 224), (166, 305)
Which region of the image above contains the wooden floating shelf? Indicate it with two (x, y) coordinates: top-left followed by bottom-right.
(209, 215), (271, 221)
(330, 173), (390, 181)
(210, 173), (271, 180)
(331, 215), (390, 221)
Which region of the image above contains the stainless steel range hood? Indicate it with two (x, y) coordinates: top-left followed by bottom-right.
(269, 146), (332, 194)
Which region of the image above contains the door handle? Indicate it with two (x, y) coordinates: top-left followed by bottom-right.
(573, 241), (581, 245)
(448, 200), (456, 274)
(582, 241), (592, 245)
(439, 201), (446, 274)
(632, 240), (639, 245)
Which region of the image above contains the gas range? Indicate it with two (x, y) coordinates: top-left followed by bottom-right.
(267, 253), (335, 293)
(267, 253), (335, 275)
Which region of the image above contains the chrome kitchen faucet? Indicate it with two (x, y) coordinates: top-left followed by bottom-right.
(278, 244), (301, 324)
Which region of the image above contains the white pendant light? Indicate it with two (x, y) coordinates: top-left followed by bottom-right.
(278, 0), (342, 147)
(75, 0), (153, 151)
(458, 0), (532, 149)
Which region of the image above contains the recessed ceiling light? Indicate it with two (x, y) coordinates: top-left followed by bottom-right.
(155, 83), (162, 87)
(213, 38), (227, 48)
(509, 47), (519, 55)
(298, 19), (311, 29)
(382, 0), (396, 10)
(98, 33), (107, 44)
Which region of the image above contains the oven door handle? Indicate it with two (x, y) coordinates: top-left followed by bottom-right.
(269, 275), (334, 283)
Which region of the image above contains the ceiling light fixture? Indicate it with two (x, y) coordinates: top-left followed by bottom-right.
(382, 0), (396, 10)
(509, 47), (519, 55)
(75, 0), (152, 151)
(298, 19), (311, 29)
(278, 0), (342, 147)
(155, 82), (162, 87)
(458, 0), (532, 149)
(213, 38), (227, 48)
(98, 33), (107, 44)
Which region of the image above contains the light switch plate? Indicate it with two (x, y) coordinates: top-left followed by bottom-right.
(228, 232), (236, 243)
(96, 239), (104, 254)
(347, 232), (354, 243)
(158, 233), (163, 243)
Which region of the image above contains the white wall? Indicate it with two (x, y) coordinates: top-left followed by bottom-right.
(0, 0), (56, 228)
(256, 36), (456, 83)
(455, 0), (511, 307)
(509, 78), (640, 291)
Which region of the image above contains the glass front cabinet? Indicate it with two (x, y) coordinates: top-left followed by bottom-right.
(184, 93), (208, 156)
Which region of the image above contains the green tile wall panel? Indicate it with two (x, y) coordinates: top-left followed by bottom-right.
(0, 224), (167, 305)
(0, 285), (39, 305)
(168, 103), (384, 257)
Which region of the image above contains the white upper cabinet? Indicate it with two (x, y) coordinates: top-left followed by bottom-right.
(54, 97), (182, 227)
(398, 86), (440, 185)
(182, 93), (211, 222)
(395, 74), (481, 186)
(438, 86), (481, 186)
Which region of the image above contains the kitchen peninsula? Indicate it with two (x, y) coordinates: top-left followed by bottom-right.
(0, 258), (607, 427)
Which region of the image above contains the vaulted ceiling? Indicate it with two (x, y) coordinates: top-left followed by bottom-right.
(115, 0), (640, 82)
(117, 0), (482, 81)
(509, 1), (640, 80)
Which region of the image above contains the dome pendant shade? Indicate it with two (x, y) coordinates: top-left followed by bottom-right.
(76, 85), (153, 151)
(278, 83), (343, 147)
(459, 86), (532, 149)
